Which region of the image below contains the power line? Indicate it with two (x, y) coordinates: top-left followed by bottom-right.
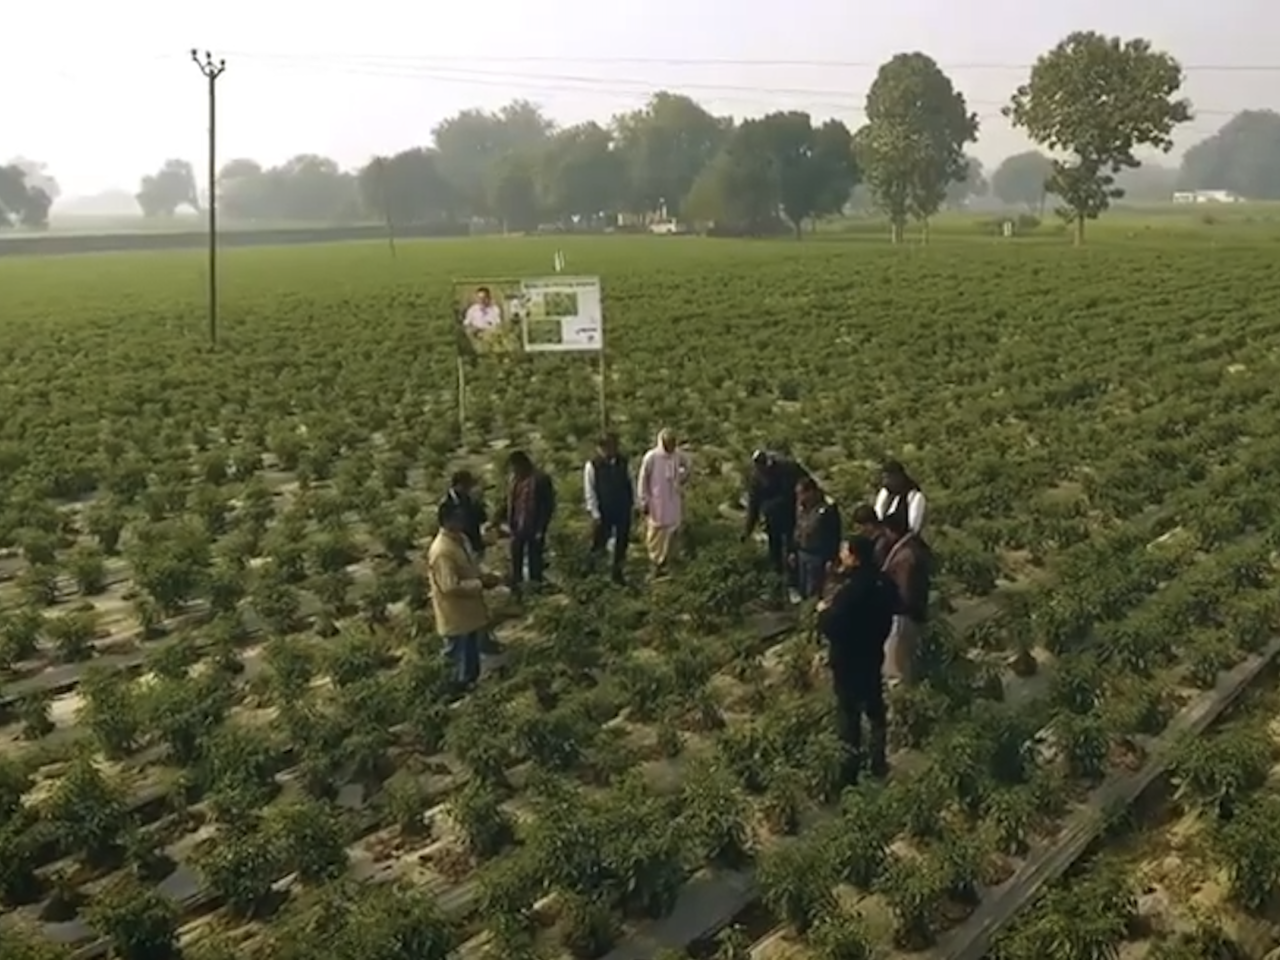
(225, 54), (1257, 119)
(218, 49), (1280, 73)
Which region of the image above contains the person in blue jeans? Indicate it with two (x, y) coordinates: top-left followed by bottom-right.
(427, 499), (503, 691)
(792, 476), (842, 599)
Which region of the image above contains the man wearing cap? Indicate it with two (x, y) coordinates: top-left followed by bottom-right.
(743, 449), (809, 579)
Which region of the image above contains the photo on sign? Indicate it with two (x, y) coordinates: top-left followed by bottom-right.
(452, 279), (524, 355)
(525, 289), (580, 346)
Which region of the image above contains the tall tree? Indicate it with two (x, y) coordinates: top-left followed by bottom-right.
(357, 149), (457, 223)
(1004, 31), (1192, 244)
(432, 100), (554, 219)
(136, 159), (199, 218)
(0, 164), (53, 228)
(1178, 110), (1280, 199)
(944, 154), (987, 208)
(990, 151), (1054, 213)
(538, 122), (624, 225)
(612, 92), (731, 218)
(855, 53), (978, 242)
(683, 137), (781, 234)
(6, 158), (60, 202)
(488, 153), (540, 232)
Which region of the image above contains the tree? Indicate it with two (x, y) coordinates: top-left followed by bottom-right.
(488, 153), (540, 232)
(136, 159), (199, 218)
(990, 151), (1055, 213)
(945, 154), (987, 208)
(356, 149), (456, 223)
(0, 165), (53, 229)
(218, 156), (359, 222)
(432, 100), (554, 219)
(687, 112), (856, 237)
(1178, 110), (1280, 199)
(682, 142), (779, 234)
(613, 92), (732, 218)
(538, 122), (624, 226)
(1004, 31), (1192, 244)
(6, 158), (60, 202)
(855, 53), (979, 242)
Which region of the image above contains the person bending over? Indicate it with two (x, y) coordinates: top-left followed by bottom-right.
(743, 449), (809, 576)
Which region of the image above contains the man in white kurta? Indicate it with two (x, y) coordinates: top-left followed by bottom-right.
(637, 428), (690, 574)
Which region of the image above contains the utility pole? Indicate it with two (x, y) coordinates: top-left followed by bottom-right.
(191, 50), (226, 346)
(374, 157), (398, 259)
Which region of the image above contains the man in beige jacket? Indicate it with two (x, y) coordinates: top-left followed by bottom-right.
(428, 498), (503, 690)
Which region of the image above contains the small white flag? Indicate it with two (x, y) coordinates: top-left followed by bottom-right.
(553, 250), (565, 272)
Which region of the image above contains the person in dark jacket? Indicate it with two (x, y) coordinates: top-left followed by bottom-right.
(584, 432), (634, 584)
(441, 469), (488, 560)
(792, 476), (841, 599)
(817, 536), (897, 784)
(879, 512), (932, 685)
(743, 449), (809, 576)
(850, 502), (891, 566)
(503, 450), (556, 596)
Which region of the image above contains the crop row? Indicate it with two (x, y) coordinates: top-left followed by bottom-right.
(5, 239), (1280, 959)
(988, 661), (1280, 960)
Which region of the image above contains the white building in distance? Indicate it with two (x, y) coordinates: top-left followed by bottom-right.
(1171, 189), (1243, 203)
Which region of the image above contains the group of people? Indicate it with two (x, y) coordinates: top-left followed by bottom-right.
(425, 434), (932, 786)
(744, 451), (932, 781)
(425, 429), (692, 688)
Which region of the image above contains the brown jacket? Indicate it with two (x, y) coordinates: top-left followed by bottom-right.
(882, 533), (931, 622)
(427, 530), (490, 637)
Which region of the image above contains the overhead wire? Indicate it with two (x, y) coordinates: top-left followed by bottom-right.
(215, 51), (1261, 120)
(216, 50), (1280, 73)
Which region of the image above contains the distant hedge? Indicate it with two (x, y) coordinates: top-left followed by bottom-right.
(0, 221), (469, 258)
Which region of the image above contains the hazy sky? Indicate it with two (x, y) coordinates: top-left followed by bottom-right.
(6, 0), (1276, 196)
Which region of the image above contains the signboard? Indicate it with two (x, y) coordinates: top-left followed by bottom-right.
(520, 276), (603, 353)
(454, 275), (603, 355)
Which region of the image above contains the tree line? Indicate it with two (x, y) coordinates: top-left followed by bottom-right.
(7, 32), (1280, 239)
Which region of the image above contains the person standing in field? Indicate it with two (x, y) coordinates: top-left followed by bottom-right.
(584, 432), (634, 585)
(503, 450), (556, 597)
(441, 469), (488, 561)
(742, 449), (809, 579)
(637, 428), (691, 577)
(874, 460), (928, 536)
(792, 476), (841, 599)
(851, 503), (891, 565)
(817, 536), (897, 784)
(428, 499), (504, 692)
(879, 513), (933, 686)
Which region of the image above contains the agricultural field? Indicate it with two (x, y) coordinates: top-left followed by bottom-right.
(2, 234), (1280, 960)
